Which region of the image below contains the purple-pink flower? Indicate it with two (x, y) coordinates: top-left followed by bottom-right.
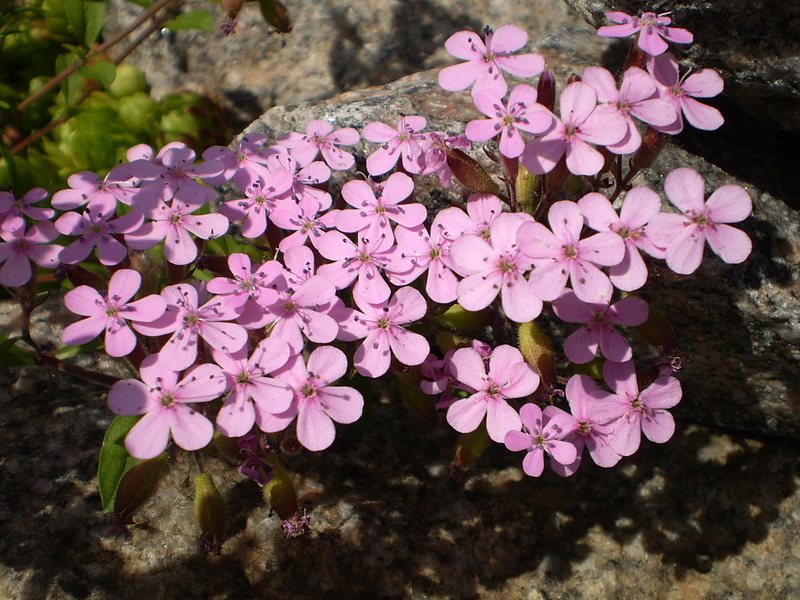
(276, 120), (360, 170)
(438, 24), (545, 97)
(446, 344), (539, 443)
(647, 167), (752, 274)
(62, 269), (166, 357)
(362, 116), (428, 176)
(597, 11), (693, 56)
(55, 208), (143, 266)
(504, 403), (578, 477)
(0, 222), (61, 287)
(0, 188), (54, 232)
(108, 355), (227, 458)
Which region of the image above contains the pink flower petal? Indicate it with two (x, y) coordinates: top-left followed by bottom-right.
(168, 405), (214, 452)
(125, 409), (171, 459)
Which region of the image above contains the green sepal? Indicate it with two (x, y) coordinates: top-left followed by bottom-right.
(518, 320), (555, 388)
(431, 302), (489, 333)
(515, 163), (541, 215)
(97, 415), (141, 513)
(262, 452), (299, 522)
(570, 356), (605, 380)
(194, 472), (227, 553)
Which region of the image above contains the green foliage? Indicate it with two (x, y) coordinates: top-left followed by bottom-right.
(164, 10), (215, 32)
(97, 415), (142, 513)
(0, 335), (36, 368)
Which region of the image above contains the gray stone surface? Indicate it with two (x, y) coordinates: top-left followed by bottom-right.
(561, 0), (800, 134)
(105, 0), (586, 129)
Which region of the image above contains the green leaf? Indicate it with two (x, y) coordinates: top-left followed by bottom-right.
(163, 10), (215, 32)
(78, 60), (116, 87)
(55, 52), (83, 106)
(0, 335), (35, 367)
(82, 0), (106, 46)
(113, 453), (167, 519)
(126, 0), (152, 7)
(97, 416), (142, 513)
(65, 0), (87, 45)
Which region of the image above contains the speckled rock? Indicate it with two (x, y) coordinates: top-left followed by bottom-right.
(561, 0), (800, 134)
(104, 0), (586, 129)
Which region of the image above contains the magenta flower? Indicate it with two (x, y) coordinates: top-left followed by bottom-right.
(581, 66), (677, 154)
(338, 286), (430, 378)
(206, 253), (283, 310)
(316, 231), (395, 304)
(269, 196), (338, 252)
(597, 11), (693, 56)
(134, 283), (248, 371)
(504, 403), (578, 477)
(266, 153), (333, 210)
(518, 201), (625, 303)
(362, 115), (428, 176)
(62, 269), (166, 357)
(51, 169), (137, 213)
(520, 81), (628, 176)
(438, 24), (545, 97)
(263, 346), (365, 452)
(647, 53), (724, 134)
(335, 172), (425, 242)
(55, 208), (143, 266)
(212, 338), (293, 438)
(553, 374), (624, 476)
(465, 84), (553, 158)
(551, 289), (649, 364)
(276, 120), (360, 170)
(450, 213), (542, 323)
(0, 222), (61, 287)
(446, 344), (540, 443)
(202, 133), (282, 185)
(647, 168), (752, 274)
(107, 355), (227, 459)
(0, 188), (54, 232)
(600, 359), (683, 456)
(578, 189), (666, 291)
(124, 196), (229, 266)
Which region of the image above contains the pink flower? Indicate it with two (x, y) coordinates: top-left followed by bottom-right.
(202, 133), (282, 185)
(450, 213), (542, 323)
(446, 344), (539, 443)
(62, 269), (166, 357)
(134, 283), (248, 371)
(55, 208), (143, 266)
(124, 195), (229, 266)
(0, 188), (54, 232)
(465, 84), (553, 158)
(212, 338), (293, 438)
(504, 403), (578, 477)
(276, 120), (360, 170)
(0, 222), (61, 287)
(316, 231), (395, 304)
(338, 286), (430, 378)
(206, 253), (283, 310)
(597, 11), (693, 56)
(551, 290), (649, 364)
(264, 346), (365, 451)
(520, 81), (628, 176)
(269, 196), (337, 252)
(553, 374), (624, 476)
(578, 189), (666, 291)
(647, 53), (724, 134)
(438, 24), (545, 97)
(518, 201), (625, 303)
(647, 168), (752, 274)
(51, 169), (137, 213)
(581, 66), (678, 154)
(217, 167), (293, 239)
(362, 116), (428, 176)
(600, 359), (682, 456)
(107, 355), (227, 458)
(266, 153), (333, 210)
(335, 172), (425, 242)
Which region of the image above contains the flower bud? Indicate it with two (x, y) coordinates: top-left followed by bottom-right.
(257, 0), (293, 33)
(262, 452), (307, 536)
(515, 164), (541, 215)
(446, 148), (500, 195)
(536, 71), (556, 112)
(195, 472), (227, 554)
(518, 320), (555, 388)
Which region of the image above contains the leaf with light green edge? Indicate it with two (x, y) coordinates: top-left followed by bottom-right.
(65, 0), (87, 46)
(164, 10), (215, 32)
(204, 235), (263, 260)
(98, 415), (142, 513)
(55, 52), (83, 106)
(0, 335), (35, 368)
(54, 338), (102, 360)
(82, 0), (105, 47)
(125, 0), (152, 7)
(78, 61), (116, 88)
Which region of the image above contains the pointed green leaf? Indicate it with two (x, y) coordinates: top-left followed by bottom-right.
(126, 0), (151, 7)
(78, 60), (116, 87)
(82, 0), (106, 46)
(113, 452), (167, 519)
(0, 335), (35, 367)
(65, 0), (86, 45)
(164, 10), (215, 32)
(97, 416), (142, 513)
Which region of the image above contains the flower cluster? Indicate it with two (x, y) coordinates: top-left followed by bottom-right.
(0, 8), (754, 537)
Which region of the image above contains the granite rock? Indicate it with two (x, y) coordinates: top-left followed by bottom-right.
(561, 0), (800, 134)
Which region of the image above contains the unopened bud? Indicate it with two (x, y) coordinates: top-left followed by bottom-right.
(515, 164), (541, 215)
(518, 320), (555, 388)
(257, 0), (293, 33)
(222, 0), (244, 19)
(446, 149), (500, 195)
(262, 453), (304, 534)
(537, 71), (556, 112)
(195, 472), (227, 554)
